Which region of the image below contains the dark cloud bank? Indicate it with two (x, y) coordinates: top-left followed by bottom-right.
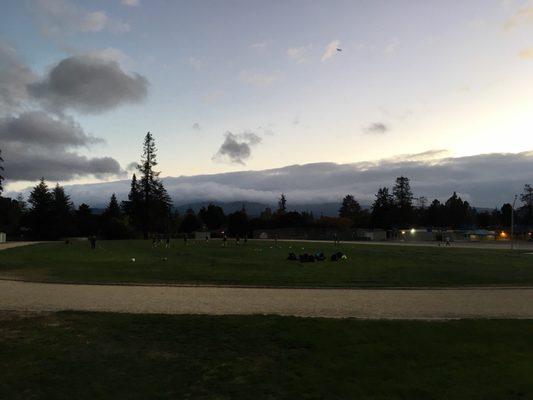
(0, 112), (123, 181)
(0, 42), (148, 182)
(29, 55), (148, 114)
(16, 151), (531, 209)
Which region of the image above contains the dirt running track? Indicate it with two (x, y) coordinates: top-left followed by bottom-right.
(1, 280), (532, 319)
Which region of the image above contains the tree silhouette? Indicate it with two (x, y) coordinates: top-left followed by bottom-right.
(520, 184), (533, 226)
(339, 194), (366, 227)
(277, 193), (287, 214)
(199, 203), (226, 230)
(131, 132), (172, 237)
(500, 203), (512, 229)
(51, 183), (74, 238)
(102, 193), (131, 239)
(104, 193), (121, 220)
(180, 208), (201, 233)
(28, 178), (53, 239)
(76, 203), (96, 236)
(371, 187), (394, 228)
(0, 149), (4, 196)
(392, 176), (414, 227)
(228, 209), (249, 236)
(425, 199), (445, 227)
(444, 192), (472, 229)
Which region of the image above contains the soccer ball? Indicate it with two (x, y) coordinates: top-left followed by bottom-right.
(131, 258), (136, 262)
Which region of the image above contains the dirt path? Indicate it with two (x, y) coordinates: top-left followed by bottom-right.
(0, 242), (41, 251)
(1, 280), (532, 319)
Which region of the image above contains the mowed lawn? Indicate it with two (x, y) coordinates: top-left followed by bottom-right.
(1, 240), (533, 287)
(1, 311), (532, 400)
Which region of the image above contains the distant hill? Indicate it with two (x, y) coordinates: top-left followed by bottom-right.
(173, 201), (352, 217)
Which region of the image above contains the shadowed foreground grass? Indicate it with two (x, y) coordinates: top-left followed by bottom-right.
(1, 240), (533, 287)
(0, 312), (532, 399)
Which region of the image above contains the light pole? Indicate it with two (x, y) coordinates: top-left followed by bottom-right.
(511, 194), (517, 250)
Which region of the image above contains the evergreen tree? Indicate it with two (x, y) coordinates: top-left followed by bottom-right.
(339, 194), (359, 217)
(444, 192), (472, 229)
(392, 176), (414, 227)
(371, 187), (394, 228)
(104, 193), (121, 219)
(76, 203), (96, 236)
(123, 173), (142, 230)
(260, 207), (273, 221)
(425, 199), (445, 227)
(129, 133), (172, 237)
(500, 203), (512, 229)
(519, 184), (533, 226)
(51, 183), (74, 238)
(28, 178), (53, 239)
(180, 208), (201, 233)
(228, 209), (249, 236)
(198, 203), (226, 230)
(0, 149), (4, 196)
(102, 193), (131, 239)
(277, 193), (287, 214)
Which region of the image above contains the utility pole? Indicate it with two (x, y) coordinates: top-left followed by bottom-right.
(511, 194), (517, 250)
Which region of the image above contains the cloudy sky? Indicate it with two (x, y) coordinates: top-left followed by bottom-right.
(1, 0), (532, 205)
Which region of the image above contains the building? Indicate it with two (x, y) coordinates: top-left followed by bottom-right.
(464, 229), (497, 241)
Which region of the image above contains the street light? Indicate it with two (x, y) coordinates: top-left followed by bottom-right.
(511, 194), (518, 250)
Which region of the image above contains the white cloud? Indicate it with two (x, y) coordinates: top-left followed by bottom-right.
(240, 70), (279, 87)
(384, 38), (399, 55)
(287, 45), (311, 63)
(121, 0), (140, 6)
(250, 41), (269, 49)
(188, 56), (203, 70)
(321, 40), (341, 62)
(34, 0), (130, 35)
(503, 6), (533, 30)
(519, 47), (533, 59)
(83, 48), (133, 67)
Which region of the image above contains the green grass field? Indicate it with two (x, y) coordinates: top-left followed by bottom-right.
(1, 311), (532, 399)
(0, 240), (532, 287)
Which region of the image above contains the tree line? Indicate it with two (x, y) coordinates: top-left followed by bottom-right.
(0, 135), (532, 241)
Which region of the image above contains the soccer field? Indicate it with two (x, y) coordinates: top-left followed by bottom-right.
(0, 240), (532, 287)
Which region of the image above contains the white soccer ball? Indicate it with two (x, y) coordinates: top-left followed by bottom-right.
(131, 258), (136, 262)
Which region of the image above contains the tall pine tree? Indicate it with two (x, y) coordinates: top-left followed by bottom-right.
(28, 178), (53, 239)
(132, 132), (172, 237)
(51, 183), (74, 238)
(392, 176), (414, 227)
(104, 193), (121, 220)
(371, 187), (394, 229)
(277, 193), (287, 214)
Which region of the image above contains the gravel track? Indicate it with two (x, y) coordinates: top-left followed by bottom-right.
(1, 280), (532, 319)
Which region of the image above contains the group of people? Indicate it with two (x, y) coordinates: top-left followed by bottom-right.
(287, 250), (347, 263)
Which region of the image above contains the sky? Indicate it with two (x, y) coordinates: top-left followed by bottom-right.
(1, 0), (533, 205)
